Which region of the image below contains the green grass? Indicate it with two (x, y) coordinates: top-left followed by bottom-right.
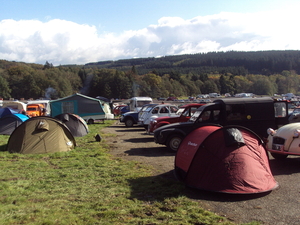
(0, 120), (255, 224)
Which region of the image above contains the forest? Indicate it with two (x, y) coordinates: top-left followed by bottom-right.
(0, 50), (300, 100)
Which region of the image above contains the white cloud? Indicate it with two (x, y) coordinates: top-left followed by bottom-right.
(0, 8), (299, 65)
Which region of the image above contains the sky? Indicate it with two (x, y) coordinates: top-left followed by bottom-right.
(0, 0), (300, 66)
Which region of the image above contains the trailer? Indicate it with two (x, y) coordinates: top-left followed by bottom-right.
(50, 93), (114, 124)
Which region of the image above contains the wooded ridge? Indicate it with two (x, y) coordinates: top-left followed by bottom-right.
(85, 50), (300, 76)
(0, 50), (299, 100)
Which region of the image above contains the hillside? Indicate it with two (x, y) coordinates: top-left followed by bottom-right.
(84, 50), (300, 75)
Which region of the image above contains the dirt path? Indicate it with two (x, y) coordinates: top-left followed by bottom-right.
(103, 121), (300, 225)
(103, 121), (176, 176)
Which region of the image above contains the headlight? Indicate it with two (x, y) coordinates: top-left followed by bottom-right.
(150, 118), (157, 123)
(267, 128), (276, 136)
(293, 129), (300, 138)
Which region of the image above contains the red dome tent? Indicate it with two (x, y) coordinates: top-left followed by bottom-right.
(175, 125), (278, 194)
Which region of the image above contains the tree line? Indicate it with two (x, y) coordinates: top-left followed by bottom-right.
(0, 50), (300, 100)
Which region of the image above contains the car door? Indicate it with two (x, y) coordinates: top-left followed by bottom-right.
(142, 106), (159, 125)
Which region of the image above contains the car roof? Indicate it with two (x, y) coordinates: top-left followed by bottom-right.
(179, 103), (205, 108)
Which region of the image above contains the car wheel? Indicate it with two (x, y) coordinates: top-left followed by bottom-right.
(271, 153), (288, 160)
(167, 134), (183, 152)
(125, 118), (134, 127)
(87, 119), (94, 124)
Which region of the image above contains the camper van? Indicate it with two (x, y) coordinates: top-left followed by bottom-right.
(128, 97), (153, 112)
(2, 101), (27, 112)
(154, 97), (290, 151)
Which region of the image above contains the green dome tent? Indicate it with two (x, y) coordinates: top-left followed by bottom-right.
(7, 117), (76, 154)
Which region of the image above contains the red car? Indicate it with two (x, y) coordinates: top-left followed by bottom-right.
(113, 105), (127, 116)
(148, 103), (205, 134)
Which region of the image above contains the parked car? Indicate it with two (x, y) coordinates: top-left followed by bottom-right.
(290, 106), (300, 116)
(166, 97), (177, 101)
(266, 123), (300, 160)
(147, 103), (205, 134)
(113, 104), (127, 116)
(288, 106), (300, 123)
(119, 104), (158, 127)
(154, 97), (290, 151)
(138, 104), (179, 130)
(120, 105), (130, 114)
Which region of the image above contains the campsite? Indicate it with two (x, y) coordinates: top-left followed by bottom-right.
(1, 105), (300, 224)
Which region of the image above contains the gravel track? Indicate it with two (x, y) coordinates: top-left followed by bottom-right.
(103, 121), (300, 225)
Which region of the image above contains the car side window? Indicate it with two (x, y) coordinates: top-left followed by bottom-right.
(274, 102), (287, 117)
(198, 110), (220, 122)
(152, 107), (159, 114)
(159, 106), (169, 113)
(213, 110), (220, 121)
(170, 106), (178, 113)
(199, 111), (211, 121)
(226, 104), (246, 121)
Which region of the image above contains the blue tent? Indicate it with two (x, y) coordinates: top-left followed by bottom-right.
(0, 107), (20, 118)
(0, 113), (30, 135)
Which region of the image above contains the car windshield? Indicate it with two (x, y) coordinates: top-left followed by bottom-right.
(27, 108), (38, 111)
(145, 106), (155, 112)
(189, 110), (202, 122)
(175, 108), (185, 115)
(139, 105), (152, 112)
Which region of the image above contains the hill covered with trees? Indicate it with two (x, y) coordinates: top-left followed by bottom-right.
(85, 50), (300, 76)
(1, 50), (300, 100)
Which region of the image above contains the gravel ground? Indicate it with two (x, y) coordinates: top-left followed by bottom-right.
(103, 120), (300, 225)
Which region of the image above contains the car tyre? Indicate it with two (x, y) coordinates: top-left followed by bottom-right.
(271, 153), (288, 160)
(167, 134), (183, 151)
(125, 118), (134, 127)
(87, 119), (94, 124)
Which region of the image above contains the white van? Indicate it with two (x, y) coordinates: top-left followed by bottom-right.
(129, 97), (153, 112)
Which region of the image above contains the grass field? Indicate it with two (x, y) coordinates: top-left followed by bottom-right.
(0, 120), (256, 224)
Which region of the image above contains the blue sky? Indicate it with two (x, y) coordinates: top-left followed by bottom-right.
(1, 0), (299, 65)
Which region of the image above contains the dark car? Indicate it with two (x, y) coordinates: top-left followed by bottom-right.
(154, 97), (290, 151)
(119, 104), (158, 127)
